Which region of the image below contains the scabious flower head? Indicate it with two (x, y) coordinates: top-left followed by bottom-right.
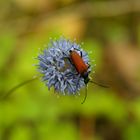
(37, 37), (91, 95)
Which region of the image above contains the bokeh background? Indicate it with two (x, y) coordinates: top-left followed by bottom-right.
(0, 0), (140, 140)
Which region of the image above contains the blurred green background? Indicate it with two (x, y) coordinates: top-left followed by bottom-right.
(0, 0), (140, 140)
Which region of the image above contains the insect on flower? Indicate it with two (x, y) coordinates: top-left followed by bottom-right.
(2, 37), (108, 102)
(38, 38), (90, 95)
(38, 37), (108, 104)
(69, 49), (90, 84)
(69, 49), (108, 103)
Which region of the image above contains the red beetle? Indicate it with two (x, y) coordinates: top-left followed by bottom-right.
(69, 49), (108, 104)
(69, 50), (90, 84)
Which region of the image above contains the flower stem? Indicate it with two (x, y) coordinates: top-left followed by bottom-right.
(1, 76), (39, 100)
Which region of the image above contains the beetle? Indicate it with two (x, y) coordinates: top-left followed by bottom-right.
(69, 50), (90, 84)
(69, 49), (108, 104)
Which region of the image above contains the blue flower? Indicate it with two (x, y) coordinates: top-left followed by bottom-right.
(37, 37), (91, 95)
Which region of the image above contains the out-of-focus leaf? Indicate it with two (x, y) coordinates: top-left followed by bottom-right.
(124, 123), (140, 140)
(0, 31), (16, 69)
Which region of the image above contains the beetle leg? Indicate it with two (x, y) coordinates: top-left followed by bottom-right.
(87, 63), (90, 68)
(75, 48), (83, 57)
(73, 48), (83, 57)
(80, 51), (83, 57)
(73, 48), (80, 51)
(62, 51), (68, 57)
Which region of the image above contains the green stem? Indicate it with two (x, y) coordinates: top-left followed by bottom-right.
(1, 76), (39, 100)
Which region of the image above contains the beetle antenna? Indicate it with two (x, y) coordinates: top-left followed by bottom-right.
(89, 80), (109, 88)
(1, 76), (39, 100)
(81, 85), (88, 104)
